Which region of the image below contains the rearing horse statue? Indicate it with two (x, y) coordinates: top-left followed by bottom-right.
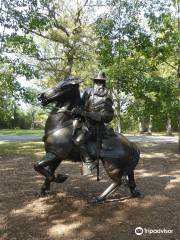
(34, 77), (141, 203)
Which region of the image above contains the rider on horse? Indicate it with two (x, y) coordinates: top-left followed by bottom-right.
(34, 74), (141, 199)
(72, 72), (114, 175)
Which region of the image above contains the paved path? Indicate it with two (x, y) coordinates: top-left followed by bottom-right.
(126, 135), (178, 143)
(0, 134), (178, 143)
(0, 135), (42, 142)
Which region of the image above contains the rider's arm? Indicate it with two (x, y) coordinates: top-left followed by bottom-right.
(82, 95), (114, 123)
(100, 98), (114, 123)
(83, 110), (113, 123)
(101, 109), (114, 123)
(83, 111), (101, 122)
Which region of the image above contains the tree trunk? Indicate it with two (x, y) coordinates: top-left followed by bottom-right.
(12, 103), (18, 129)
(178, 112), (180, 152)
(148, 115), (152, 135)
(65, 52), (74, 77)
(117, 115), (121, 133)
(177, 0), (180, 152)
(31, 110), (35, 130)
(138, 117), (145, 134)
(114, 89), (122, 133)
(166, 117), (172, 135)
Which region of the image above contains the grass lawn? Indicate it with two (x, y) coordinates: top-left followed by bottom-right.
(0, 141), (44, 158)
(0, 129), (178, 137)
(0, 129), (43, 136)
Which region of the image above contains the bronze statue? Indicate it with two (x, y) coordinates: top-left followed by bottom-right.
(34, 75), (141, 203)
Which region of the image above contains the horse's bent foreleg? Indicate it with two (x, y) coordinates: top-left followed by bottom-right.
(46, 158), (68, 183)
(34, 152), (58, 181)
(34, 152), (61, 195)
(40, 178), (51, 196)
(34, 152), (69, 195)
(128, 171), (141, 197)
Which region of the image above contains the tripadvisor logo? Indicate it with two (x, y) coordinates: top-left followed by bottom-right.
(135, 227), (143, 236)
(135, 227), (173, 236)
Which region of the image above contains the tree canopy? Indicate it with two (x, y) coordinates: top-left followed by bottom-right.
(0, 0), (179, 149)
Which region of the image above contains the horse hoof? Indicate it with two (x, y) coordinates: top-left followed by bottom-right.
(131, 188), (142, 198)
(54, 174), (68, 183)
(38, 189), (50, 197)
(88, 197), (104, 204)
(88, 197), (99, 204)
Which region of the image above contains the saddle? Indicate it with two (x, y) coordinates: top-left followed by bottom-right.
(100, 132), (122, 159)
(87, 127), (129, 159)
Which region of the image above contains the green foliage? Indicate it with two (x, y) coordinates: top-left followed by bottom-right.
(0, 0), (179, 133)
(1, 0), (98, 82)
(0, 58), (40, 129)
(128, 76), (179, 120)
(0, 0), (99, 129)
(96, 0), (179, 133)
(5, 35), (39, 57)
(0, 59), (23, 128)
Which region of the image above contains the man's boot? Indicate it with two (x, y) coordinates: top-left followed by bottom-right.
(79, 146), (97, 176)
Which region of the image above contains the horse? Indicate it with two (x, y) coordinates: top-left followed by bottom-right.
(34, 78), (141, 203)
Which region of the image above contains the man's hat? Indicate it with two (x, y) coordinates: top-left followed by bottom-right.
(92, 72), (107, 81)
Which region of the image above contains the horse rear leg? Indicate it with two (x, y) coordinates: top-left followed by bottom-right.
(90, 182), (120, 203)
(90, 163), (123, 203)
(128, 170), (141, 198)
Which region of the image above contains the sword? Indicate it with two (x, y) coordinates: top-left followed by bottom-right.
(96, 124), (101, 181)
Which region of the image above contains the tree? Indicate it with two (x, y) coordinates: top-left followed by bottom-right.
(96, 0), (179, 138)
(95, 0), (155, 131)
(144, 0), (180, 146)
(0, 0), (99, 84)
(0, 57), (25, 128)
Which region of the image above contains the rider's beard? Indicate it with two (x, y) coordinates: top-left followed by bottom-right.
(94, 81), (103, 90)
(93, 82), (106, 96)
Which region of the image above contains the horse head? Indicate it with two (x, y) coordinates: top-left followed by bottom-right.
(38, 76), (82, 106)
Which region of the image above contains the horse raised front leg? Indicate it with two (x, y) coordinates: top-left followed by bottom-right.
(34, 153), (57, 180)
(128, 171), (141, 198)
(40, 178), (51, 196)
(34, 152), (62, 196)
